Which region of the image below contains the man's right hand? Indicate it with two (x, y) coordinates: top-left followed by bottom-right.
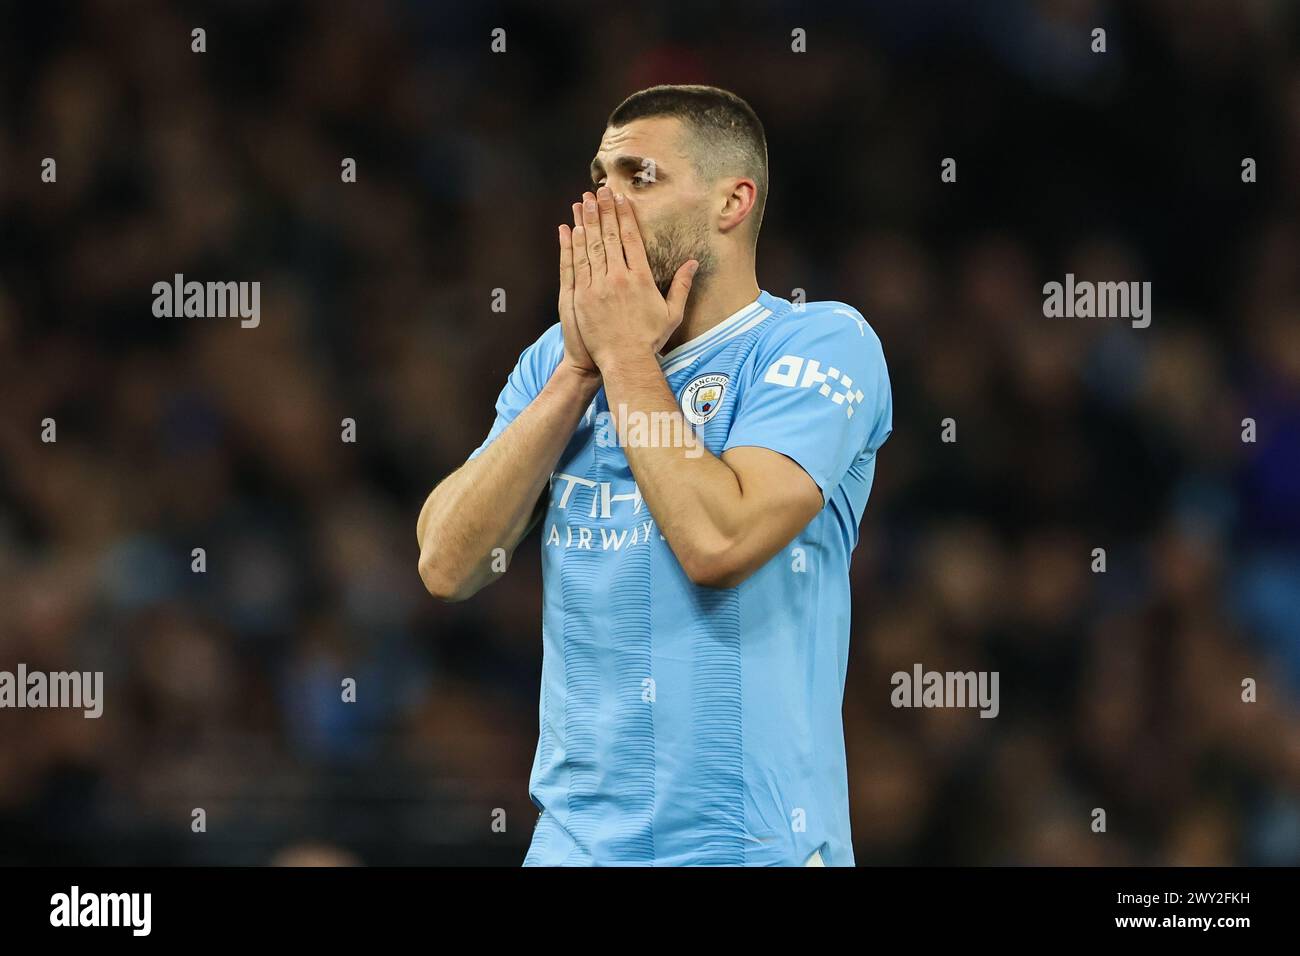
(559, 204), (600, 383)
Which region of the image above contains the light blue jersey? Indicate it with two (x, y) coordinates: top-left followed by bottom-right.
(470, 290), (893, 865)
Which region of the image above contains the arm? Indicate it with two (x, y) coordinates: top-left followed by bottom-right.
(600, 352), (822, 588)
(416, 362), (599, 601)
(417, 216), (602, 601)
(570, 187), (822, 589)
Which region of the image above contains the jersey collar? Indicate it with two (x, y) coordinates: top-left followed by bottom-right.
(656, 291), (775, 374)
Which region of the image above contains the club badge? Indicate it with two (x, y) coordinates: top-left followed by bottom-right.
(679, 373), (730, 425)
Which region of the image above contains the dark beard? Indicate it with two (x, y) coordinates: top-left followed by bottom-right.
(643, 215), (714, 295)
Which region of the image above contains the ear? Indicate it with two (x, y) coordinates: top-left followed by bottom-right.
(718, 177), (758, 235)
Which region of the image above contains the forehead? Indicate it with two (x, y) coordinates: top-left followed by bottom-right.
(595, 116), (690, 168)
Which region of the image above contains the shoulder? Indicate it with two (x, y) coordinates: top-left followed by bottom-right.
(516, 321), (565, 372)
(752, 297), (886, 368)
(530, 321), (565, 355)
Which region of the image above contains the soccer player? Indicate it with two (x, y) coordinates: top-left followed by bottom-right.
(416, 85), (892, 866)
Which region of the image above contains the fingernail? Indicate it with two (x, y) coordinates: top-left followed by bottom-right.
(585, 200), (597, 213)
(615, 193), (625, 204)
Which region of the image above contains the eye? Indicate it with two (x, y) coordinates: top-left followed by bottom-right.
(631, 173), (651, 188)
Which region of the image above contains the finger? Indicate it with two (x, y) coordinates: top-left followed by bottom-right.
(558, 224), (575, 307)
(596, 186), (624, 272)
(665, 259), (700, 326)
(614, 193), (651, 274)
(572, 218), (591, 290)
(570, 202), (591, 287)
(581, 191), (606, 277)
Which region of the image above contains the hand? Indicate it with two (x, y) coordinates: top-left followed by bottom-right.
(569, 187), (698, 370)
(558, 211), (599, 382)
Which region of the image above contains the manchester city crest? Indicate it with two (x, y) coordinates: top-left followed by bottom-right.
(679, 373), (730, 425)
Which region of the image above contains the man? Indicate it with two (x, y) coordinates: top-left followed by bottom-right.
(416, 85), (892, 866)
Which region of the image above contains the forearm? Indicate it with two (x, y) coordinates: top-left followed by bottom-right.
(600, 353), (746, 577)
(417, 363), (599, 600)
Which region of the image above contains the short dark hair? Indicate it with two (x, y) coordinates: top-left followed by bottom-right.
(608, 84), (768, 240)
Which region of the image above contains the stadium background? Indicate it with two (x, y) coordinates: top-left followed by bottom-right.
(1, 0), (1298, 865)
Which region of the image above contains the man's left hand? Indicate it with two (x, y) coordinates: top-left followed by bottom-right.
(569, 187), (698, 370)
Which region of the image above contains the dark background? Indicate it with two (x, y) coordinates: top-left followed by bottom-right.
(0, 0), (1297, 865)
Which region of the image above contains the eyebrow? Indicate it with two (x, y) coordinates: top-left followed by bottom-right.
(589, 154), (666, 185)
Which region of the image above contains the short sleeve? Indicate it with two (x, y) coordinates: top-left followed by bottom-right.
(723, 305), (892, 499)
(467, 323), (565, 461)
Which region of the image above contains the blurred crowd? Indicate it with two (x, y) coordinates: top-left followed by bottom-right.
(0, 0), (1297, 864)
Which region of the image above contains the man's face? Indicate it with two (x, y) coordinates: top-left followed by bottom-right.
(590, 117), (716, 294)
